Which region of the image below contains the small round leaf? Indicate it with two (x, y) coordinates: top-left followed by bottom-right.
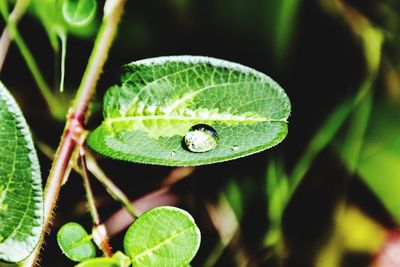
(124, 206), (201, 266)
(112, 251), (131, 267)
(62, 0), (97, 27)
(57, 222), (96, 262)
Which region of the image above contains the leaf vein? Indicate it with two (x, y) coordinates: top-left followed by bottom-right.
(131, 225), (196, 264)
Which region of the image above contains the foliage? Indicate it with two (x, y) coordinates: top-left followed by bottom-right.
(1, 0), (400, 266)
(2, 0), (291, 263)
(57, 222), (96, 262)
(58, 206), (200, 267)
(124, 206), (200, 266)
(0, 82), (43, 263)
(87, 56), (290, 166)
(62, 0), (97, 27)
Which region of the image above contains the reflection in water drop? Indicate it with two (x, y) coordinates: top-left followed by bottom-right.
(183, 124), (218, 153)
(171, 151), (176, 156)
(231, 145), (240, 151)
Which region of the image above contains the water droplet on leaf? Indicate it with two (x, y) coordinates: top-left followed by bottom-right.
(171, 151), (176, 156)
(183, 124), (218, 153)
(231, 145), (240, 151)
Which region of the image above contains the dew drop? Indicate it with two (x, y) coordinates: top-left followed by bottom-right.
(183, 124), (218, 153)
(170, 151), (176, 156)
(231, 145), (240, 151)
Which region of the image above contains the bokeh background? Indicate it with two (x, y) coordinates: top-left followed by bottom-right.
(1, 0), (400, 266)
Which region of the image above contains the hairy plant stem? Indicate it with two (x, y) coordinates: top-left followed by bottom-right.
(80, 147), (101, 225)
(23, 1), (126, 266)
(79, 147), (113, 257)
(36, 140), (141, 221)
(84, 149), (141, 219)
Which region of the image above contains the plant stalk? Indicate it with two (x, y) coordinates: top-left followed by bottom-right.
(36, 140), (141, 221)
(85, 149), (141, 219)
(79, 147), (113, 257)
(23, 1), (126, 266)
(0, 0), (30, 72)
(80, 147), (100, 225)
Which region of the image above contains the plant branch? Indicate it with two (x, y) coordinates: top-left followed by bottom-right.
(84, 149), (141, 219)
(23, 1), (126, 266)
(79, 147), (100, 225)
(0, 0), (30, 72)
(0, 28), (11, 73)
(79, 147), (113, 257)
(36, 140), (141, 220)
(72, 0), (126, 116)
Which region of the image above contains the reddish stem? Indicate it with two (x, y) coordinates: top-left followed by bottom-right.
(23, 1), (126, 265)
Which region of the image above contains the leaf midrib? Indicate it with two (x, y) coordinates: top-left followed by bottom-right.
(65, 234), (93, 252)
(104, 115), (287, 124)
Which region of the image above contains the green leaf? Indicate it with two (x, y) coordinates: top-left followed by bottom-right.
(63, 0), (97, 27)
(75, 258), (121, 267)
(112, 251), (131, 267)
(0, 82), (43, 262)
(87, 56), (291, 166)
(123, 206), (201, 266)
(57, 222), (96, 262)
(75, 251), (131, 267)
